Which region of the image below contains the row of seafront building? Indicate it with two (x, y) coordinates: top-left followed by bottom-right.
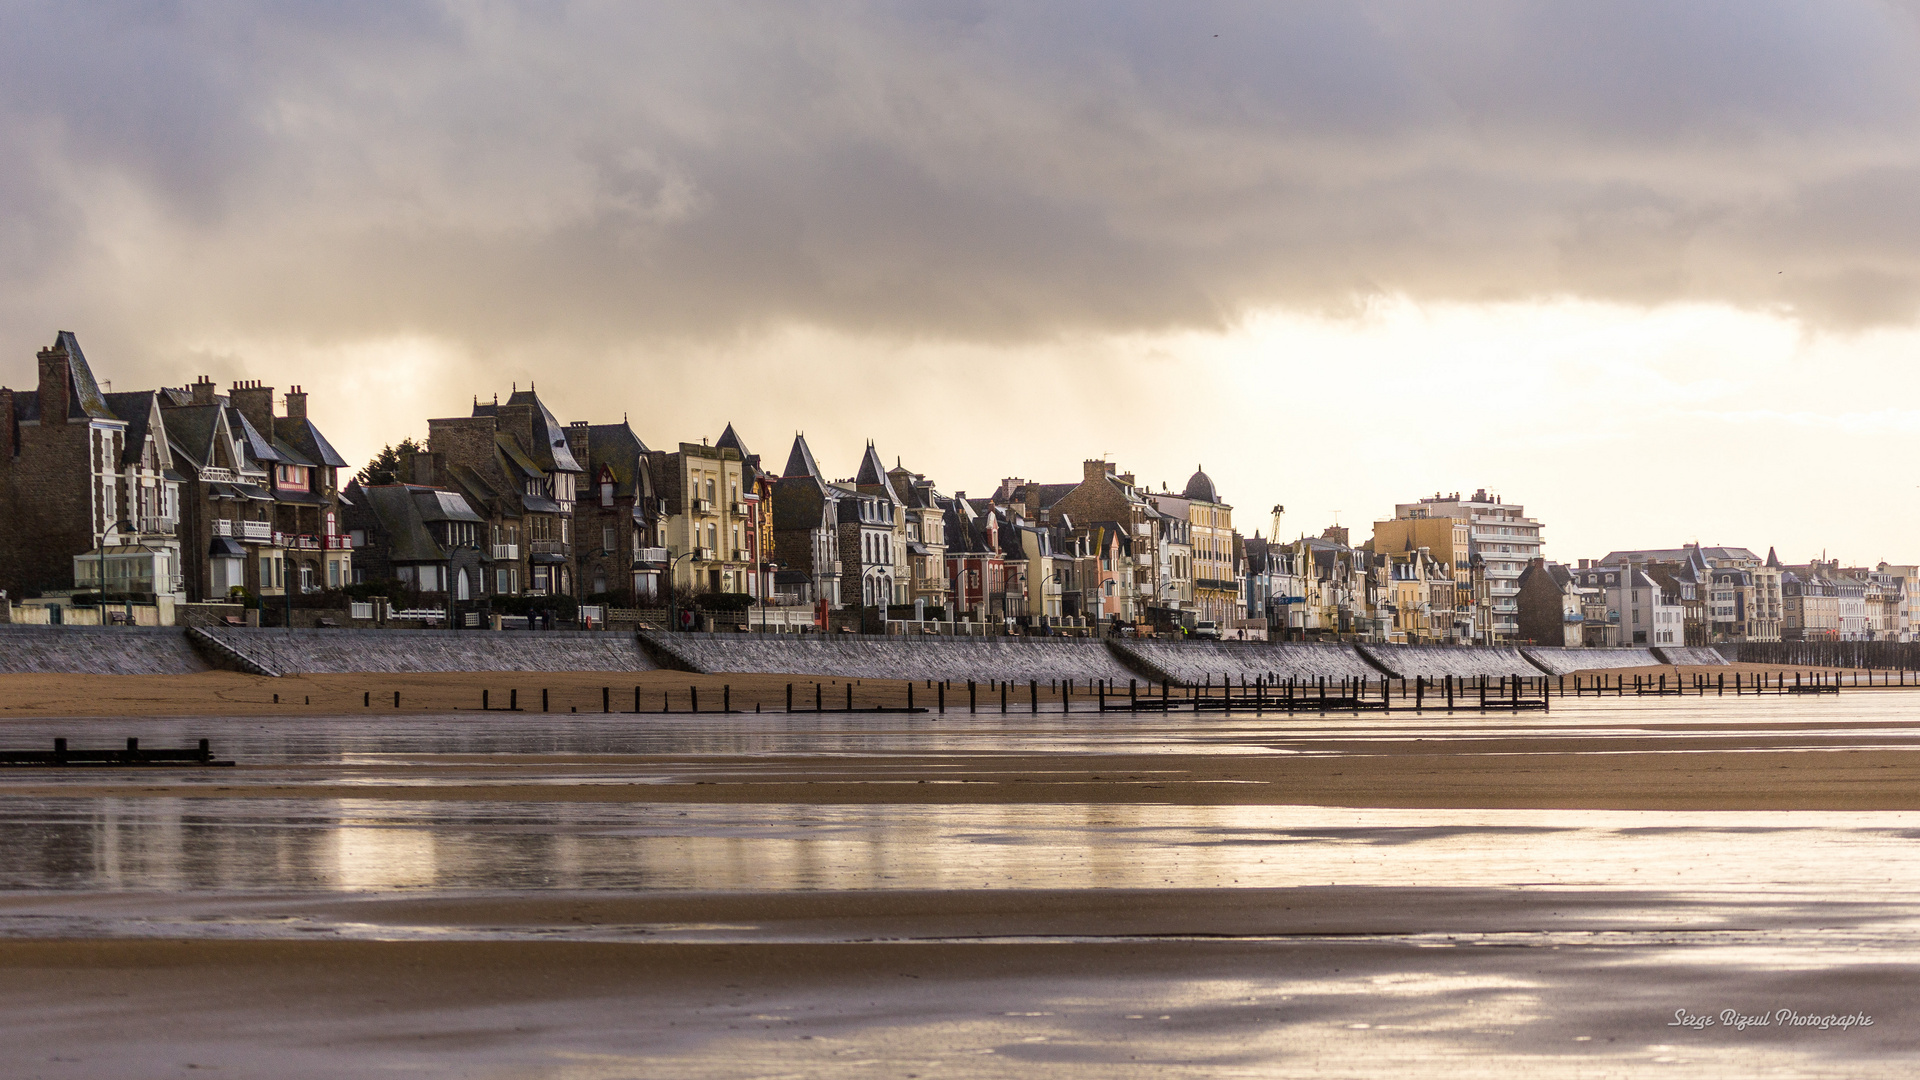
(1, 332), (1913, 643)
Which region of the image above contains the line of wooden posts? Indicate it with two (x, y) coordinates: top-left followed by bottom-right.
(346, 665), (1908, 714)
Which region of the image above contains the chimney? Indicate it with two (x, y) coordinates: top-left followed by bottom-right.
(229, 380), (274, 439)
(190, 375), (217, 406)
(36, 342), (71, 424)
(565, 420), (590, 461)
(284, 385), (307, 421)
(0, 387), (13, 460)
(1082, 459), (1109, 484)
(1579, 559), (1591, 569)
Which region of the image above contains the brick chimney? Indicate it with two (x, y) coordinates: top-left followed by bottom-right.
(36, 342), (71, 425)
(565, 420), (590, 462)
(284, 385), (307, 421)
(190, 375), (217, 406)
(1082, 459), (1113, 484)
(229, 380), (274, 439)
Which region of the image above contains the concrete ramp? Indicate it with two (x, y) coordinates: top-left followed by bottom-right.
(1113, 640), (1376, 687)
(1654, 646), (1730, 666)
(0, 626), (211, 675)
(1523, 647), (1659, 675)
(193, 627), (657, 675)
(1359, 644), (1543, 679)
(643, 632), (1138, 684)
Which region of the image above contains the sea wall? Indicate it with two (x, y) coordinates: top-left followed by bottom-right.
(0, 626), (211, 675)
(1358, 644), (1543, 680)
(1522, 648), (1660, 675)
(1653, 646), (1730, 667)
(644, 632), (1139, 683)
(194, 627), (658, 675)
(1113, 641), (1376, 686)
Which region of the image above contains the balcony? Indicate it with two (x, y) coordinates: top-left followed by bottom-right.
(492, 543), (519, 561)
(633, 547), (668, 567)
(695, 547), (717, 562)
(529, 539), (570, 556)
(276, 533), (324, 550)
(211, 519), (236, 538)
(730, 502), (750, 517)
(691, 499), (714, 515)
(732, 548), (751, 562)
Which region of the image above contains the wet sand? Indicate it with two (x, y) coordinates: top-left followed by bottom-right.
(4, 680), (1918, 1076)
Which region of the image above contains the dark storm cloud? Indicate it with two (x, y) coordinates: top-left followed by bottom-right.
(3, 0), (1919, 364)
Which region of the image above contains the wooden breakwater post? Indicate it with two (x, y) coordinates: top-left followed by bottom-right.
(787, 683), (793, 713)
(1030, 680), (1038, 715)
(969, 680), (976, 714)
(603, 687), (610, 713)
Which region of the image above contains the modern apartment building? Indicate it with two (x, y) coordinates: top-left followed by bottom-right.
(1394, 489), (1542, 641)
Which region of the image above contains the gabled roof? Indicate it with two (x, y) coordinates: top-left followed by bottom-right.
(582, 422), (652, 499)
(715, 422), (755, 471)
(227, 408), (286, 466)
(277, 416), (349, 468)
(495, 432), (545, 479)
(160, 404), (232, 471)
(359, 485), (447, 563)
(103, 391), (168, 468)
(854, 442), (900, 502)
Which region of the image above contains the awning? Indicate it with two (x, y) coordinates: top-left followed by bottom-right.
(209, 538), (247, 557)
(530, 552), (568, 564)
(234, 484), (275, 502)
(522, 495), (563, 513)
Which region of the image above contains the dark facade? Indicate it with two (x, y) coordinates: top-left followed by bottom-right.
(563, 420), (668, 604)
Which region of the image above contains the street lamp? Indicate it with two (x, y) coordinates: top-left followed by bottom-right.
(670, 549), (697, 631)
(760, 562), (779, 633)
(95, 520), (127, 626)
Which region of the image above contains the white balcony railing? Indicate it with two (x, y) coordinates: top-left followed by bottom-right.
(634, 547), (668, 566)
(695, 547), (717, 562)
(492, 543), (519, 561)
(730, 502), (750, 517)
(691, 499), (714, 515)
(732, 548), (751, 562)
(239, 520), (272, 542)
(529, 539), (570, 556)
(211, 519), (236, 538)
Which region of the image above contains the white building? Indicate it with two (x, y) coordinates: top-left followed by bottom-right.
(1394, 489), (1543, 642)
(1570, 564), (1685, 647)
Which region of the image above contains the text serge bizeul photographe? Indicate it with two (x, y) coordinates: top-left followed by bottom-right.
(1671, 1008), (1874, 1032)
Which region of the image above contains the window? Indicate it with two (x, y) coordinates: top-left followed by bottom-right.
(603, 526), (616, 552)
(498, 569), (511, 594)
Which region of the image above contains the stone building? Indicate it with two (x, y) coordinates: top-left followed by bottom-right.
(343, 483), (489, 614)
(420, 387), (582, 600)
(565, 420), (668, 604)
(1515, 558), (1583, 647)
(0, 333), (186, 619)
(716, 423), (773, 603)
(1178, 468), (1238, 626)
(770, 434), (845, 609)
(940, 492), (1003, 624)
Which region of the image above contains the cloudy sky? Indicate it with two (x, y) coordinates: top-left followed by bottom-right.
(5, 1), (1920, 563)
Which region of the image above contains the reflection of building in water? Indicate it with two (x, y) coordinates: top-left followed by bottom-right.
(331, 814), (438, 889)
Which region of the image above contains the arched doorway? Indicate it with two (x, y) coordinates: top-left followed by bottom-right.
(455, 568), (470, 602)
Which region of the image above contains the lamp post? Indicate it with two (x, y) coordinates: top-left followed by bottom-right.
(95, 520), (123, 626)
(670, 549), (696, 631)
(760, 562), (779, 633)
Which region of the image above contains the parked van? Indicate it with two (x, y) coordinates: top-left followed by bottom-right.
(1192, 620), (1221, 640)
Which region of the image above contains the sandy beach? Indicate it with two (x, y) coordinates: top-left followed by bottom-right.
(3, 674), (1917, 1076)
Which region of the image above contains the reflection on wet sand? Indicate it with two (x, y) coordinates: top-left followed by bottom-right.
(2, 695), (1918, 1077)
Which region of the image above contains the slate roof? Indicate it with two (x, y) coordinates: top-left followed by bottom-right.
(227, 408), (286, 466)
(103, 391), (163, 467)
(1182, 467), (1218, 504)
(277, 416), (349, 468)
(359, 485), (447, 563)
(477, 389), (582, 474)
(160, 405), (229, 471)
(853, 442), (900, 502)
(783, 434), (824, 482)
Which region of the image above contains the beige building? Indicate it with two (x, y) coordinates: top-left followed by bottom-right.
(1178, 467), (1237, 625)
(652, 440), (751, 597)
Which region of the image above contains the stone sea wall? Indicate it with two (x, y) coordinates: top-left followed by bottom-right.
(1357, 644), (1542, 680)
(195, 627), (658, 675)
(1522, 647), (1660, 675)
(1653, 646), (1730, 667)
(0, 625), (211, 675)
(644, 632), (1139, 684)
(1114, 641), (1377, 685)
